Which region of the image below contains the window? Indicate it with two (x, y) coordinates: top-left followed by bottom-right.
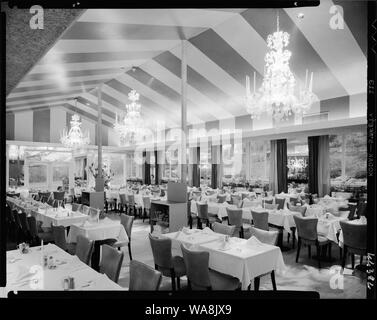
(200, 146), (211, 187)
(109, 155), (124, 186)
(29, 165), (47, 184)
(329, 130), (367, 190)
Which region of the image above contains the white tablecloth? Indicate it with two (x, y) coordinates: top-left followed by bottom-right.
(31, 208), (88, 228)
(199, 237), (286, 290)
(241, 207), (300, 233)
(190, 200), (233, 219)
(67, 218), (128, 243)
(3, 244), (123, 295)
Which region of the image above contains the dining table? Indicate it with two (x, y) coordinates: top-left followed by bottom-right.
(3, 243), (124, 296)
(67, 217), (129, 271)
(162, 228), (286, 290)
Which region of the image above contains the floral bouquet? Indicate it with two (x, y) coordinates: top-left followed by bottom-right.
(88, 162), (115, 188)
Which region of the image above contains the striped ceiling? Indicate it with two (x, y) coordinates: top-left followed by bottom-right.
(6, 1), (367, 131)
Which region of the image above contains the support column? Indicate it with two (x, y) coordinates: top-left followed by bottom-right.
(95, 84), (104, 193)
(180, 40), (188, 184)
(6, 144), (9, 190)
(211, 144), (222, 189)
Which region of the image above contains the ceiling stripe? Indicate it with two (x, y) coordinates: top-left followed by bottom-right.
(78, 9), (237, 28)
(62, 22), (207, 40)
(76, 96), (116, 120)
(284, 1), (366, 96)
(22, 68), (125, 82)
(213, 13), (267, 75)
(7, 100), (68, 113)
(30, 59), (146, 73)
(66, 100), (115, 124)
(51, 39), (182, 53)
(16, 74), (114, 88)
(7, 83), (99, 100)
(38, 50), (164, 64)
(125, 67), (212, 123)
(153, 51), (233, 115)
(139, 59), (231, 120)
(7, 90), (85, 106)
(63, 104), (113, 128)
(115, 73), (202, 125)
(189, 28), (259, 87)
(241, 8), (348, 101)
(11, 79), (106, 94)
(169, 43), (246, 116)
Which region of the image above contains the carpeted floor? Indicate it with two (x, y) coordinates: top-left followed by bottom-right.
(109, 213), (366, 298)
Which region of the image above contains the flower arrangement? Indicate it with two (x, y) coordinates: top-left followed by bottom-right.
(88, 162), (114, 188)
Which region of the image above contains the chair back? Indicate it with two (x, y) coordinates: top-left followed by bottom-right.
(181, 244), (211, 290)
(127, 194), (135, 206)
(288, 203), (307, 216)
(19, 211), (30, 233)
(293, 215), (318, 241)
(12, 209), (22, 229)
(250, 227), (278, 245)
(289, 197), (298, 205)
(100, 244), (124, 283)
(47, 198), (55, 207)
(340, 221), (367, 250)
(53, 191), (65, 201)
(264, 203), (279, 210)
(262, 199), (273, 206)
(231, 195), (241, 207)
(119, 193), (127, 205)
(242, 199), (256, 208)
(75, 235), (94, 265)
(212, 222), (235, 236)
(347, 203), (358, 220)
(356, 201), (367, 218)
(251, 210), (269, 231)
(52, 225), (67, 250)
(149, 234), (174, 271)
(226, 208), (243, 228)
(275, 197), (285, 210)
(39, 192), (51, 203)
(192, 191), (202, 201)
(217, 194), (227, 204)
(89, 207), (100, 221)
(143, 196), (151, 210)
(129, 260), (162, 291)
(196, 203), (209, 220)
(120, 214), (134, 240)
(72, 203), (82, 212)
(81, 205), (90, 215)
(27, 216), (38, 238)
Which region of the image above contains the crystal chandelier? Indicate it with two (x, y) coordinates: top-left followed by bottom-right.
(114, 89), (145, 144)
(246, 12), (317, 121)
(60, 99), (90, 149)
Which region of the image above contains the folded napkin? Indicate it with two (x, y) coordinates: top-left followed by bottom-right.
(202, 227), (214, 235)
(245, 236), (263, 247)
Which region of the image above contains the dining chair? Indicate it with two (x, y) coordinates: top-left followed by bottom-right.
(142, 196), (151, 222)
(231, 195), (242, 208)
(340, 221), (367, 270)
(18, 211), (32, 242)
(275, 197), (286, 210)
(38, 192), (51, 203)
(196, 203), (218, 229)
(119, 194), (128, 214)
(288, 203), (307, 216)
(251, 210), (269, 231)
(264, 203), (279, 210)
(75, 234), (94, 266)
(217, 194), (227, 204)
(262, 199), (273, 207)
(129, 260), (162, 291)
(293, 215), (331, 268)
(127, 194), (140, 217)
(212, 222), (236, 236)
(355, 201), (367, 219)
(81, 205), (90, 215)
(27, 215), (54, 245)
(226, 207), (247, 238)
(187, 200), (197, 229)
(249, 226), (279, 290)
(6, 204), (16, 242)
(289, 197), (300, 206)
(112, 214), (134, 261)
(12, 209), (23, 243)
(192, 191), (202, 202)
(99, 244), (124, 283)
(53, 191), (65, 207)
(181, 244), (241, 290)
(148, 233), (186, 291)
(47, 198), (55, 207)
(71, 203), (82, 212)
(89, 207), (101, 221)
(51, 225), (76, 254)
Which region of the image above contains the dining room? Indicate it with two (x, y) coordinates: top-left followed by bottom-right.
(2, 1), (371, 299)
